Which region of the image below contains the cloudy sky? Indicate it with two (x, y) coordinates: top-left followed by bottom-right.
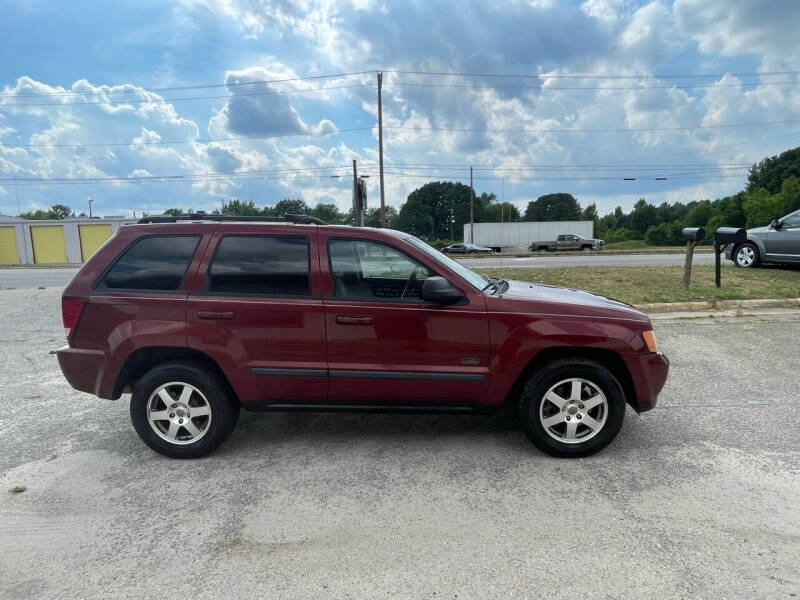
(1, 0), (799, 218)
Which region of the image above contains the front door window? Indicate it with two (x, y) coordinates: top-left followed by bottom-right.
(328, 239), (433, 301)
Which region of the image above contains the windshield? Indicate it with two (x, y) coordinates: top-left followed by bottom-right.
(404, 236), (487, 291)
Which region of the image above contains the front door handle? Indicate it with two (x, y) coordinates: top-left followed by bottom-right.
(197, 310), (234, 320)
(336, 315), (373, 325)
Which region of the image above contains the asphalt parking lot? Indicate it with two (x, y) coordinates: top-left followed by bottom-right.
(1, 287), (798, 599)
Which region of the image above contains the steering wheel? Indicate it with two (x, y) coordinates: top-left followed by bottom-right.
(400, 266), (420, 299)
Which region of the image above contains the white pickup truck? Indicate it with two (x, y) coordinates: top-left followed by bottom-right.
(529, 233), (605, 251)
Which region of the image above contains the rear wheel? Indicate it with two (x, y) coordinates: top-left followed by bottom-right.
(734, 243), (760, 268)
(130, 362), (239, 458)
(519, 359), (626, 457)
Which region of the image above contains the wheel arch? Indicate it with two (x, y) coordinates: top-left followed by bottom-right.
(113, 346), (236, 401)
(732, 237), (765, 262)
(503, 346), (636, 410)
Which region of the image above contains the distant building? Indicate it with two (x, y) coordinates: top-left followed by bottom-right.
(0, 216), (136, 265)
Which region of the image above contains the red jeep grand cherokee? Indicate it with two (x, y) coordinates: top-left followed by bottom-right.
(57, 214), (668, 459)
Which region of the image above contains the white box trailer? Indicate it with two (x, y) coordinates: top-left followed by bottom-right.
(464, 221), (594, 253)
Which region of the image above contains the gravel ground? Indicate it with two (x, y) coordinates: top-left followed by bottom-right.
(0, 287), (798, 600)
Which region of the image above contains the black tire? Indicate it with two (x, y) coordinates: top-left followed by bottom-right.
(733, 242), (760, 268)
(519, 359), (626, 458)
(581, 245), (593, 251)
(130, 361), (240, 459)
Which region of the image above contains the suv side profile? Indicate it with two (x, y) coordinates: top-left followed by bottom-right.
(58, 215), (669, 459)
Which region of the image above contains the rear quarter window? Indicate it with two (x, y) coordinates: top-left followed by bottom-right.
(98, 235), (201, 291)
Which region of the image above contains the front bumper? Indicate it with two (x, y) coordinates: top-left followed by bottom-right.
(622, 352), (670, 413)
(56, 345), (107, 397)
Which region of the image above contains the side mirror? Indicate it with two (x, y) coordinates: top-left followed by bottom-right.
(770, 219), (781, 230)
(421, 276), (465, 304)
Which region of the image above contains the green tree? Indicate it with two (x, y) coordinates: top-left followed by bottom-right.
(481, 202), (520, 222)
(742, 189), (785, 227)
(363, 206), (399, 228)
(162, 207), (188, 216)
(310, 203), (346, 224)
(19, 204), (74, 219)
(628, 198), (657, 237)
(50, 204), (75, 219)
(780, 176), (800, 213)
(223, 199), (261, 216)
(403, 181), (493, 239)
(523, 193), (581, 221)
(395, 196), (435, 237)
(685, 200), (713, 228)
(271, 199), (310, 216)
(747, 146), (800, 194)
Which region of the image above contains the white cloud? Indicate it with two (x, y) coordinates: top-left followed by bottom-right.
(674, 0), (800, 65)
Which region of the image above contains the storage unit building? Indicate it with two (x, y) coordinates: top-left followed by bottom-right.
(78, 223), (113, 261)
(0, 225), (20, 264)
(0, 216), (135, 265)
(31, 225), (68, 263)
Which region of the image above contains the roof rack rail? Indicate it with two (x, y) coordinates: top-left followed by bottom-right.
(137, 213), (326, 225)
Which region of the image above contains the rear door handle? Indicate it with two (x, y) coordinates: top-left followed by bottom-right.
(336, 315), (373, 325)
(197, 310), (234, 320)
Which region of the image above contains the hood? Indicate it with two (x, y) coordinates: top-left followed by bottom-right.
(497, 279), (648, 321)
(747, 225), (770, 234)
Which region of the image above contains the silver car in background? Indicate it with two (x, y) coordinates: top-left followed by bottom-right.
(727, 209), (800, 267)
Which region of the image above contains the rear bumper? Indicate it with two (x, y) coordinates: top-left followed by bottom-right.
(57, 345), (108, 397)
(622, 352), (670, 413)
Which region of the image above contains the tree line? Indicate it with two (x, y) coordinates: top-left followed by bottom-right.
(15, 146), (800, 247)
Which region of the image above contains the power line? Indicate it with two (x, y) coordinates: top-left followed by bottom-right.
(372, 162), (750, 169)
(383, 69), (800, 80)
(7, 117), (798, 150)
(9, 71), (374, 97)
(0, 83), (375, 107)
(387, 80), (800, 92)
(8, 68), (798, 100)
(385, 118), (800, 134)
(0, 165), (354, 185)
(2, 126), (374, 148)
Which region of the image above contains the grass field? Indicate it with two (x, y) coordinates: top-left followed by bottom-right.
(603, 240), (712, 252)
(474, 265), (800, 305)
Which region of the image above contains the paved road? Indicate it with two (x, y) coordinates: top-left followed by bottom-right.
(0, 253), (717, 288)
(0, 267), (79, 289)
(1, 287), (797, 599)
(460, 251), (716, 269)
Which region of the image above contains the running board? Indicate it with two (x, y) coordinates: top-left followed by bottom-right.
(242, 402), (494, 414)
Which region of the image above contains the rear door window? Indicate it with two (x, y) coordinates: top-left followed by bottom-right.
(207, 235), (310, 296)
(100, 235), (200, 290)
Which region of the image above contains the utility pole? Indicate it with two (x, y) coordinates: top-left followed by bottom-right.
(88, 196), (94, 219)
(500, 177), (505, 266)
(377, 71), (386, 228)
(352, 159), (360, 226)
(469, 166), (474, 243)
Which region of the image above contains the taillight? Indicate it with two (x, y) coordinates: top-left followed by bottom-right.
(62, 298), (86, 341)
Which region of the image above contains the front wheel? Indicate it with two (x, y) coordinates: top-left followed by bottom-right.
(519, 359), (626, 457)
(130, 362), (240, 458)
(734, 243), (760, 268)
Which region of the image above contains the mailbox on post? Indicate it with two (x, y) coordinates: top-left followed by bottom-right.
(714, 227), (746, 245)
(682, 227), (705, 241)
(681, 227), (705, 289)
(713, 227), (746, 288)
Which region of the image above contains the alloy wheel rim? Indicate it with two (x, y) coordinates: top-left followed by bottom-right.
(538, 378), (608, 444)
(147, 382), (212, 445)
(737, 247), (754, 266)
